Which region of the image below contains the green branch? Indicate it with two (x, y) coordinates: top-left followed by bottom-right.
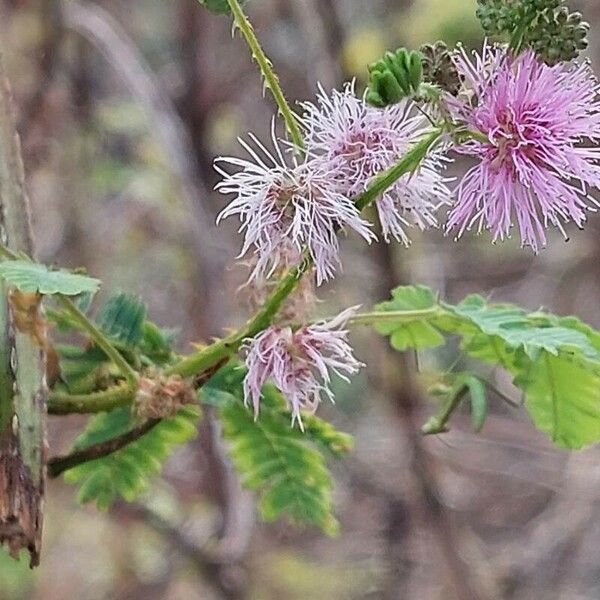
(166, 257), (310, 378)
(55, 295), (139, 388)
(48, 384), (134, 415)
(355, 128), (442, 211)
(348, 307), (442, 327)
(226, 0), (304, 152)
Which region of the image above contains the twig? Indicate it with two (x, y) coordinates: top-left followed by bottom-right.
(47, 418), (160, 478)
(45, 127), (443, 416)
(226, 0), (305, 152)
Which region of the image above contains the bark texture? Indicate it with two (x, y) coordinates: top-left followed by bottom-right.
(0, 49), (46, 568)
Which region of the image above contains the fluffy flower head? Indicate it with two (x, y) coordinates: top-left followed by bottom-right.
(447, 45), (600, 250)
(301, 84), (450, 243)
(243, 308), (362, 427)
(216, 131), (374, 285)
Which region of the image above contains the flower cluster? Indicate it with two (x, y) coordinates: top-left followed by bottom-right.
(216, 39), (600, 423)
(242, 308), (361, 427)
(217, 91), (448, 284)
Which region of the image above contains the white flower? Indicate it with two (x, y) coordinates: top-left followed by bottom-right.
(216, 128), (374, 284)
(302, 83), (451, 243)
(243, 307), (361, 427)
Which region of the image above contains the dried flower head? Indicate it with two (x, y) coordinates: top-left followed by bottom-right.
(134, 375), (197, 421)
(216, 129), (374, 285)
(301, 83), (451, 243)
(447, 46), (600, 250)
(243, 308), (362, 428)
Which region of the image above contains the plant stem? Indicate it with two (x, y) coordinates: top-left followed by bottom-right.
(421, 385), (468, 436)
(166, 257), (310, 378)
(348, 307), (442, 327)
(55, 295), (138, 387)
(226, 0), (304, 152)
(355, 128), (442, 211)
(46, 124), (442, 413)
(48, 384), (134, 415)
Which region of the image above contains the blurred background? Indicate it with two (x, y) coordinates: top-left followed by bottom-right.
(1, 0), (600, 598)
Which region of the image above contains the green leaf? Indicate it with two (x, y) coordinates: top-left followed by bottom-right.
(0, 260), (100, 295)
(211, 363), (350, 535)
(64, 406), (201, 509)
(443, 294), (529, 337)
(95, 292), (147, 348)
(375, 286), (600, 447)
(374, 285), (444, 349)
(516, 352), (600, 449)
(139, 322), (177, 364)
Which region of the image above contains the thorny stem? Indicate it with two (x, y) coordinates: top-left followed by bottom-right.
(167, 127), (445, 380)
(226, 0), (305, 153)
(355, 128), (443, 211)
(165, 257), (310, 378)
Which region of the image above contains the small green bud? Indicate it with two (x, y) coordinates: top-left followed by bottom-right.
(366, 47), (426, 106)
(408, 51), (424, 92)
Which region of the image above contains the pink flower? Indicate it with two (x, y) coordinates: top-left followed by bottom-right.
(447, 46), (600, 250)
(215, 130), (374, 285)
(301, 83), (450, 243)
(243, 308), (362, 427)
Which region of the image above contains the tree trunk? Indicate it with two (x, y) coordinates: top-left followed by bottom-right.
(0, 48), (46, 568)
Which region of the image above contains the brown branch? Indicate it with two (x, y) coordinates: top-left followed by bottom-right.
(374, 237), (499, 600)
(47, 418), (160, 478)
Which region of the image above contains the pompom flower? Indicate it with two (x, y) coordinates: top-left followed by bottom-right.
(216, 131), (374, 285)
(447, 46), (600, 250)
(301, 83), (451, 243)
(243, 308), (362, 427)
